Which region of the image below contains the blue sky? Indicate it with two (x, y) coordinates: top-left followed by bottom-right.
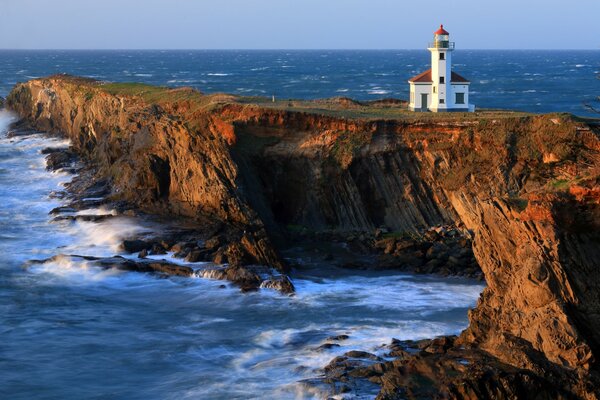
(0, 0), (598, 49)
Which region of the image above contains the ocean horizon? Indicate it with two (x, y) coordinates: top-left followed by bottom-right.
(1, 49), (598, 116)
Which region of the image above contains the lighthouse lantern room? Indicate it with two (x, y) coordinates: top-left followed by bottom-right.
(408, 25), (474, 112)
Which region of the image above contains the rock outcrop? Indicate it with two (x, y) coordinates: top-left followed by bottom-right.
(7, 76), (600, 398)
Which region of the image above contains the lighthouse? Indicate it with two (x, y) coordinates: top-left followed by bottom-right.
(408, 25), (474, 112)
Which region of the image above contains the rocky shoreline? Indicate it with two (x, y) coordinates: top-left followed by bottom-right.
(26, 127), (482, 296)
(26, 141), (296, 294)
(7, 76), (600, 399)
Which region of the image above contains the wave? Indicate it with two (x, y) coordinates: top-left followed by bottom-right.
(368, 90), (390, 95)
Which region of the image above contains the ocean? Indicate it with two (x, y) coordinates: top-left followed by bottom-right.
(0, 50), (596, 400)
(0, 50), (598, 116)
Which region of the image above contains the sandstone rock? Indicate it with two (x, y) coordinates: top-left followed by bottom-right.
(213, 248), (227, 265)
(185, 249), (205, 263)
(205, 236), (221, 250)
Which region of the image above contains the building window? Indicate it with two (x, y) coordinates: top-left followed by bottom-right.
(440, 53), (445, 60)
(440, 99), (445, 104)
(440, 76), (445, 84)
(456, 92), (465, 104)
(433, 86), (437, 93)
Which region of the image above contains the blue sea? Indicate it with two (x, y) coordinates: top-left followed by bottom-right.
(0, 50), (598, 116)
(0, 50), (595, 400)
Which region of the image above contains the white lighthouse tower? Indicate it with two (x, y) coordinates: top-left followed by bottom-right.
(408, 25), (474, 112)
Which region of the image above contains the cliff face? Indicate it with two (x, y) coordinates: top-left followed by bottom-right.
(8, 76), (600, 397)
(7, 78), (284, 270)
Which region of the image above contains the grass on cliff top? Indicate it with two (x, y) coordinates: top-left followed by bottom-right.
(101, 82), (206, 104)
(242, 97), (535, 121)
(96, 81), (533, 122)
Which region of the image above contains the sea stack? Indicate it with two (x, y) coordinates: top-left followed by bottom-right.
(409, 24), (475, 112)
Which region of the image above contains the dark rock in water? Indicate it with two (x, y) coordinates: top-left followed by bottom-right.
(138, 249), (148, 259)
(43, 147), (78, 171)
(185, 249), (206, 263)
(225, 265), (262, 290)
(316, 343), (341, 351)
(260, 275), (295, 295)
(52, 214), (113, 223)
(49, 206), (77, 215)
(343, 351), (383, 362)
(41, 146), (66, 155)
(145, 261), (193, 277)
(327, 335), (350, 342)
(121, 240), (150, 253)
(93, 256), (193, 277)
(150, 243), (167, 255)
(198, 264), (295, 295)
(30, 255), (193, 278)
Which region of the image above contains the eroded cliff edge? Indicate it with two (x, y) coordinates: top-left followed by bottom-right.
(7, 76), (600, 398)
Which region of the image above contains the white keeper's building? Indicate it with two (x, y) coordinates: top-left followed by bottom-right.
(408, 25), (475, 112)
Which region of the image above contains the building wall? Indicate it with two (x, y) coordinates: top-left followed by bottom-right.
(450, 84), (470, 109)
(409, 83), (432, 111)
(430, 48), (453, 110)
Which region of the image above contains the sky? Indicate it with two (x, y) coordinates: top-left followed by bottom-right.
(0, 0), (598, 50)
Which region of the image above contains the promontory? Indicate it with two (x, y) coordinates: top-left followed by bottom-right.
(7, 75), (600, 399)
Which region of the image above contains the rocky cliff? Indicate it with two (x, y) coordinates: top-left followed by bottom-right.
(7, 76), (600, 398)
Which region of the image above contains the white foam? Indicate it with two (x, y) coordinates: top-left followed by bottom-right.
(28, 254), (126, 283)
(74, 206), (118, 216)
(368, 90), (390, 95)
(60, 217), (148, 256)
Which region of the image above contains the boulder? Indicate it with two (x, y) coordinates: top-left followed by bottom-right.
(121, 239), (150, 253)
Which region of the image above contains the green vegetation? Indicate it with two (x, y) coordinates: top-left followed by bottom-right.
(245, 97), (533, 121)
(101, 82), (205, 104)
(84, 91), (95, 102)
(330, 130), (372, 167)
(508, 197), (529, 212)
(551, 179), (570, 190)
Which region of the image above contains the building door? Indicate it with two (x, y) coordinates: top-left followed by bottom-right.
(421, 94), (428, 111)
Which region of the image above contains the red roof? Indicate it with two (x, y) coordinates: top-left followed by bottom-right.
(434, 24), (449, 35)
(408, 69), (470, 83)
(408, 69), (432, 83)
(451, 71), (470, 83)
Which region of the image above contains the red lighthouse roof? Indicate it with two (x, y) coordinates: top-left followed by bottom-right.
(434, 24), (449, 35)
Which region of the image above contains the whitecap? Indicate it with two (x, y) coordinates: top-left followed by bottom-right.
(206, 73), (230, 76)
(368, 90), (390, 95)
